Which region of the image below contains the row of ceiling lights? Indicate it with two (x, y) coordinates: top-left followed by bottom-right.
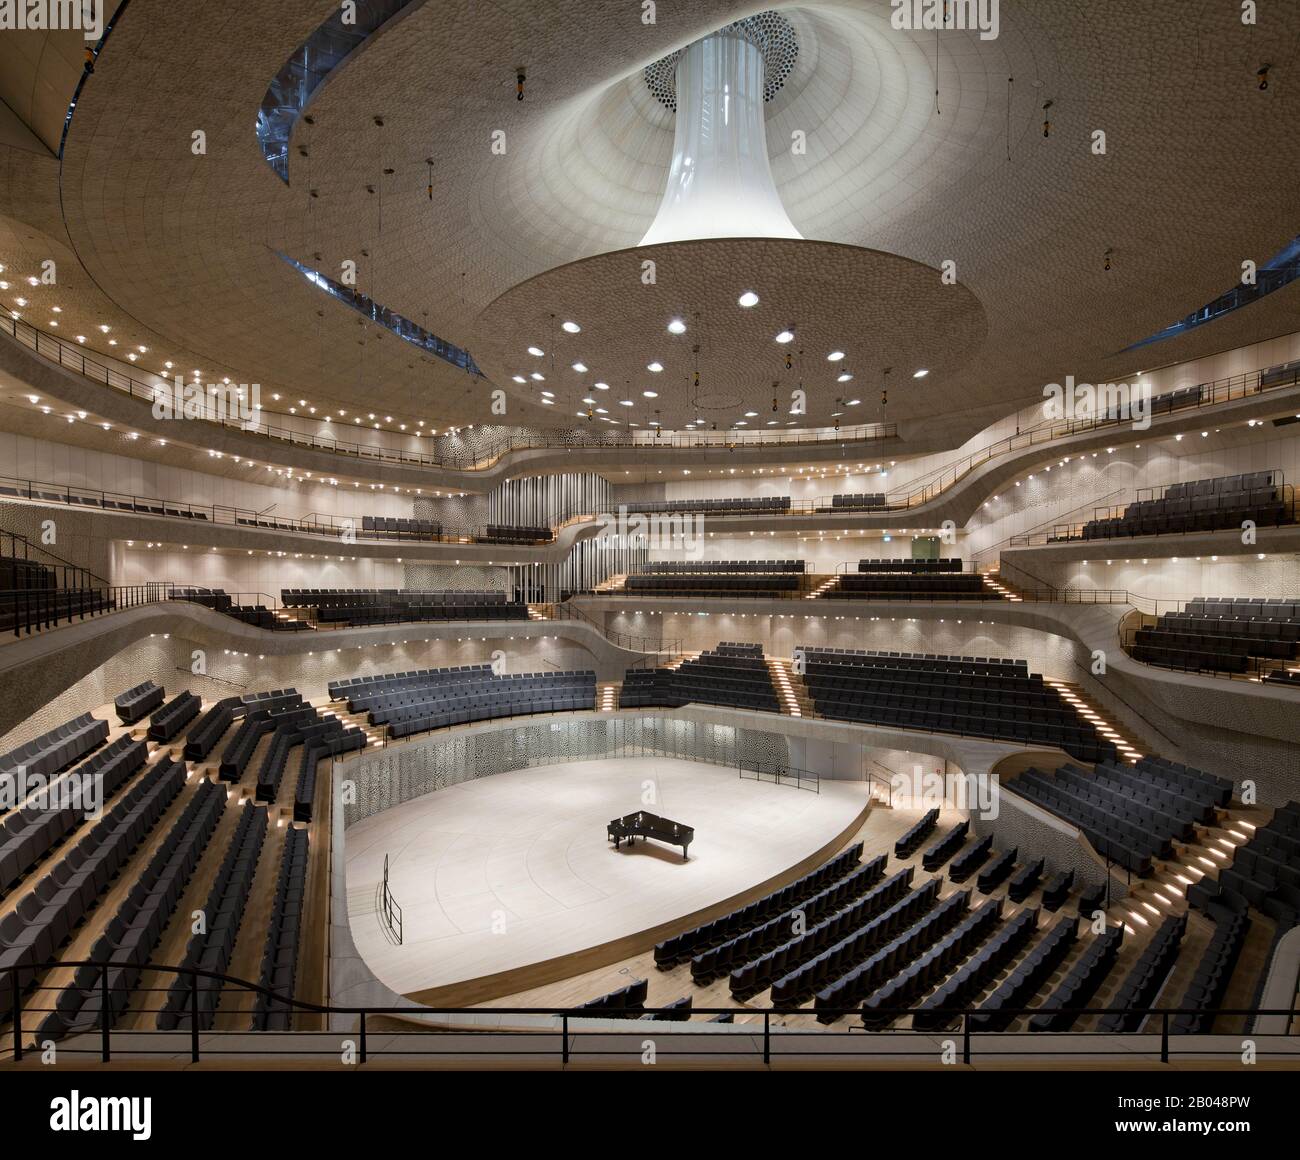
(516, 302), (928, 428)
(2, 262), (466, 437)
(17, 394), (478, 494)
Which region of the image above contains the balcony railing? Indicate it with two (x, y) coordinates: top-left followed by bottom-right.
(0, 310), (897, 471)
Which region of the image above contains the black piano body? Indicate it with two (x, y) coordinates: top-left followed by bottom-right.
(607, 811), (693, 860)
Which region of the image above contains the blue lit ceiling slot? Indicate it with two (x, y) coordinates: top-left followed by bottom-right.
(279, 254), (482, 376)
(1122, 235), (1300, 353)
(257, 0), (416, 183)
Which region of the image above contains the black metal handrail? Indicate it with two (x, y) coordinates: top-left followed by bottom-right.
(546, 599), (681, 660)
(738, 760), (820, 793)
(4, 959), (1293, 1067)
(1, 471), (574, 548)
(0, 527), (108, 589)
(1009, 487), (1298, 549)
(381, 854), (404, 946)
(0, 310), (898, 471)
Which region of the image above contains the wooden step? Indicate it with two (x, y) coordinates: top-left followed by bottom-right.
(759, 660), (800, 717)
(1045, 679), (1145, 763)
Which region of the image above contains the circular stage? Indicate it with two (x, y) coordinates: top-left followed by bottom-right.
(345, 757), (872, 1003)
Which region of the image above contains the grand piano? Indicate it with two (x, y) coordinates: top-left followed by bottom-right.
(607, 811), (693, 861)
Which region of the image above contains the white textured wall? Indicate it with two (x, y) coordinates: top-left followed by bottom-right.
(116, 548), (407, 595)
(0, 430), (418, 521)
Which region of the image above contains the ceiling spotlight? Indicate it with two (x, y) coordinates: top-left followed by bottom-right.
(572, 362), (588, 373)
(837, 372), (853, 383)
(738, 291), (759, 308)
(667, 318), (686, 335)
(912, 368), (929, 378)
(827, 351), (845, 362)
(594, 381), (609, 390)
(561, 320), (581, 333)
(619, 399), (634, 407)
(775, 329), (795, 344)
(512, 375), (526, 383)
(530, 372), (545, 381)
(643, 390), (658, 398)
(527, 346), (544, 356)
(647, 361), (663, 373)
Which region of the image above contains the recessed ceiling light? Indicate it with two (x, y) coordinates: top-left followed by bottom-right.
(912, 368), (929, 378)
(738, 291), (759, 308)
(530, 372), (545, 381)
(594, 381), (609, 390)
(527, 346), (544, 356)
(561, 321), (581, 333)
(643, 390), (658, 398)
(744, 411), (758, 417)
(647, 362), (663, 373)
(619, 399), (634, 407)
(667, 318), (686, 334)
(827, 351), (845, 362)
(775, 329), (794, 344)
(847, 398), (860, 406)
(572, 362), (587, 373)
(837, 372), (853, 383)
(541, 390), (554, 398)
(512, 375), (526, 383)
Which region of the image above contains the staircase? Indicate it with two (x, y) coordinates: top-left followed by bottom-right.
(597, 682), (619, 712)
(319, 704), (384, 750)
(526, 603), (552, 621)
(1045, 679), (1145, 763)
(593, 574), (628, 594)
(275, 605), (315, 628)
(768, 658), (813, 717)
(1096, 807), (1259, 939)
(979, 567), (1023, 602)
(805, 575), (840, 600)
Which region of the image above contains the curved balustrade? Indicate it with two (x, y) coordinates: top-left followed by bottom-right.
(0, 311), (896, 471)
(0, 472), (568, 547)
(7, 958), (1294, 1066)
(6, 305), (1296, 501)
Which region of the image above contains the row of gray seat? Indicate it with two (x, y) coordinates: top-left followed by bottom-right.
(0, 712), (107, 787)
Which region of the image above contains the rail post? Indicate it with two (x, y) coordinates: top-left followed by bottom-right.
(11, 967), (22, 1063)
(190, 969), (200, 1063)
(100, 966), (111, 1063)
